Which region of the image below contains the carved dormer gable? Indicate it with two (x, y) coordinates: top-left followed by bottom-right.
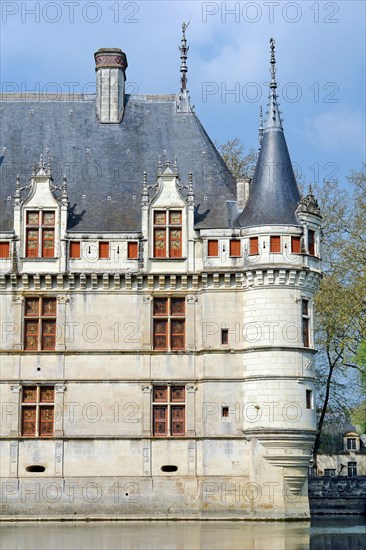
(296, 185), (322, 258)
(14, 154), (68, 267)
(141, 159), (195, 264)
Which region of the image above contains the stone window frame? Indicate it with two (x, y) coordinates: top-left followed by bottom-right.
(152, 384), (186, 437)
(25, 210), (56, 258)
(23, 296), (57, 351)
(153, 209), (183, 259)
(20, 385), (55, 438)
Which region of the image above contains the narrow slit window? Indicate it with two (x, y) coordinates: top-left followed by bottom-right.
(308, 230), (315, 256)
(221, 329), (229, 345)
(306, 389), (313, 409)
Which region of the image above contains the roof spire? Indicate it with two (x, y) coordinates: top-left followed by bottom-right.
(265, 38), (283, 131)
(179, 22), (190, 93)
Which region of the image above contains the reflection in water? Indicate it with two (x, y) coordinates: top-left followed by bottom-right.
(1, 518), (365, 550)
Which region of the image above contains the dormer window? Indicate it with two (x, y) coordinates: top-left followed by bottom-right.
(153, 210), (182, 258)
(26, 211), (55, 258)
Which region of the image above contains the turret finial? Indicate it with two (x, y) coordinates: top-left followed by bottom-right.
(179, 22), (190, 93)
(265, 38), (283, 131)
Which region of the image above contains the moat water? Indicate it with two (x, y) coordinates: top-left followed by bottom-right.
(1, 517), (365, 549)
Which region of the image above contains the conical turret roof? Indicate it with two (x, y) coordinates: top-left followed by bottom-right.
(236, 39), (300, 228)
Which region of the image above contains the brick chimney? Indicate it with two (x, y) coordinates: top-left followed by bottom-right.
(94, 48), (128, 124)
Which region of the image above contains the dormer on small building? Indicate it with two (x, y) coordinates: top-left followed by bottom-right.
(14, 154), (68, 272)
(94, 48), (128, 124)
(141, 160), (195, 271)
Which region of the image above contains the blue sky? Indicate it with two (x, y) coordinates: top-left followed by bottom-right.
(1, 1), (365, 187)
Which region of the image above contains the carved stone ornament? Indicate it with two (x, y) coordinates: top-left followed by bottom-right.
(296, 188), (321, 216)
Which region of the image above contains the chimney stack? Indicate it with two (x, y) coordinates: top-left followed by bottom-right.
(94, 48), (128, 124)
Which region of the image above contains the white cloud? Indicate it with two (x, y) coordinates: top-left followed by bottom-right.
(305, 110), (365, 154)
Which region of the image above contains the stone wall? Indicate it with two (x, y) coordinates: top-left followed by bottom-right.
(309, 476), (366, 515)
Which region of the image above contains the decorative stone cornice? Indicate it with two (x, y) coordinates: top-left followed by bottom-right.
(0, 268), (321, 293)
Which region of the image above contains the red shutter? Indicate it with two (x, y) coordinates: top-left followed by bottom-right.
(39, 406), (54, 436)
(99, 242), (109, 259)
(22, 407), (36, 436)
(230, 239), (241, 257)
(127, 241), (138, 259)
(0, 242), (10, 258)
(26, 229), (39, 257)
(153, 386), (168, 402)
(24, 320), (38, 350)
(171, 319), (185, 350)
(169, 228), (182, 258)
(249, 237), (258, 255)
(42, 320), (56, 350)
(153, 406), (167, 435)
(171, 406), (185, 435)
(270, 236), (281, 253)
(70, 241), (80, 259)
(153, 319), (168, 350)
(42, 229), (54, 257)
(207, 240), (219, 257)
(291, 236), (301, 253)
(154, 229), (166, 258)
(308, 230), (315, 255)
(171, 386), (185, 402)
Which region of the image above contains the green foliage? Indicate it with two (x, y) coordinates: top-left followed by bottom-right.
(218, 138), (257, 180)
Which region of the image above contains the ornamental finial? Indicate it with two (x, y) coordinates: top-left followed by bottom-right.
(179, 21), (190, 93)
(264, 38), (283, 131)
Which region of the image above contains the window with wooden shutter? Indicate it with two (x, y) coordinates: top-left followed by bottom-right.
(21, 386), (54, 437)
(153, 298), (185, 351)
(24, 297), (57, 351)
(152, 385), (185, 437)
(308, 230), (315, 255)
(127, 241), (138, 259)
(0, 242), (10, 258)
(99, 242), (110, 259)
(207, 240), (219, 257)
(70, 241), (81, 259)
(249, 237), (259, 255)
(229, 239), (241, 257)
(291, 236), (301, 254)
(270, 236), (281, 253)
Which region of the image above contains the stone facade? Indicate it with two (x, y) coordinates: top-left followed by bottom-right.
(0, 37), (322, 519)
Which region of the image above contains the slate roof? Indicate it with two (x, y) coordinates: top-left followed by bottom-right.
(235, 127), (301, 228)
(0, 94), (237, 233)
(235, 38), (301, 228)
